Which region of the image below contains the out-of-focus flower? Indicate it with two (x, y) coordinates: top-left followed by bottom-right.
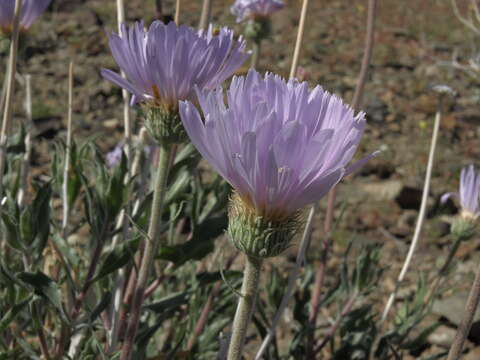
(431, 84), (456, 97)
(101, 21), (249, 144)
(106, 142), (155, 168)
(442, 165), (480, 220)
(0, 0), (51, 33)
(231, 0), (284, 23)
(106, 144), (124, 168)
(180, 69), (377, 257)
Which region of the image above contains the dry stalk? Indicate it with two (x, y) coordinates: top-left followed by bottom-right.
(62, 61), (74, 236)
(17, 74), (33, 207)
(198, 0), (213, 30)
(381, 97), (444, 322)
(0, 0), (23, 198)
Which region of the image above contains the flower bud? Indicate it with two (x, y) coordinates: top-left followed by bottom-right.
(227, 193), (301, 258)
(451, 215), (476, 241)
(143, 105), (186, 145)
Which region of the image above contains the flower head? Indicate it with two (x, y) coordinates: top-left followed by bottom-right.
(102, 21), (249, 143)
(180, 70), (376, 255)
(231, 0), (284, 22)
(442, 165), (480, 220)
(0, 0), (51, 33)
(102, 21), (249, 108)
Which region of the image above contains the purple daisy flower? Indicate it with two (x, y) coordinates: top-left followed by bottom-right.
(180, 69), (377, 220)
(232, 0), (284, 22)
(442, 165), (480, 219)
(101, 21), (249, 108)
(0, 0), (51, 32)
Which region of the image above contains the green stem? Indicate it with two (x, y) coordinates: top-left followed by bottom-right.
(250, 40), (261, 69)
(227, 255), (263, 360)
(120, 143), (173, 360)
(425, 234), (463, 304)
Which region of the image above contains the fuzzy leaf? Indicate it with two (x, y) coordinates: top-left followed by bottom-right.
(31, 182), (52, 253)
(144, 291), (190, 313)
(157, 215), (227, 266)
(89, 292), (112, 323)
(92, 240), (137, 282)
(17, 271), (69, 323)
(19, 208), (34, 245)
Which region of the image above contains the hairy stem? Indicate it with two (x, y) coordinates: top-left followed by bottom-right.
(228, 255), (263, 360)
(425, 234), (463, 304)
(254, 204), (316, 360)
(447, 259), (480, 360)
(120, 143), (172, 360)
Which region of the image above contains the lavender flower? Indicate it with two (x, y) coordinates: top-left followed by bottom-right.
(180, 70), (377, 257)
(0, 0), (51, 33)
(102, 21), (249, 107)
(106, 144), (124, 168)
(232, 0), (284, 22)
(101, 21), (249, 143)
(442, 165), (480, 220)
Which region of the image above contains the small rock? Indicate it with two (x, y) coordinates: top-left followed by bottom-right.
(433, 293), (480, 326)
(427, 325), (456, 348)
(360, 180), (403, 201)
(103, 118), (120, 129)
